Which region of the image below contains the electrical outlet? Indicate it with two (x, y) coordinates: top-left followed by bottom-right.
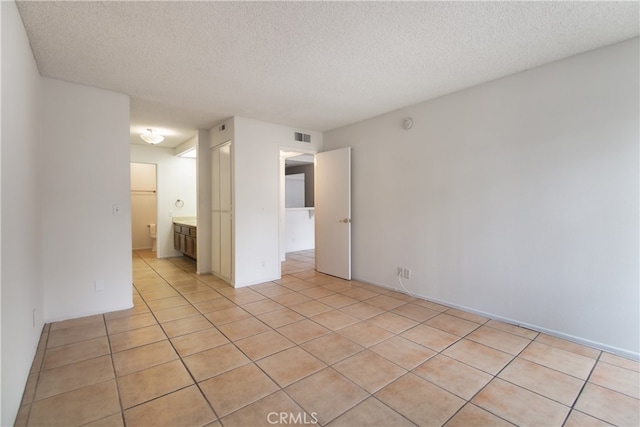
(397, 267), (403, 276)
(403, 268), (412, 279)
(94, 279), (105, 292)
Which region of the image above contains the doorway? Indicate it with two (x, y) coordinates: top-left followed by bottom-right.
(130, 162), (157, 251)
(279, 150), (316, 263)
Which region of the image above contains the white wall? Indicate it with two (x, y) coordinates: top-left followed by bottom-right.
(324, 38), (639, 358)
(41, 78), (132, 322)
(285, 209), (315, 252)
(233, 117), (323, 287)
(130, 144), (197, 258)
(0, 2), (44, 424)
(196, 129), (212, 274)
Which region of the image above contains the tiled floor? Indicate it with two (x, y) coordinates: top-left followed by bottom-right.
(16, 250), (640, 426)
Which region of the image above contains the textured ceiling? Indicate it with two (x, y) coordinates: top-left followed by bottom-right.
(16, 1), (639, 147)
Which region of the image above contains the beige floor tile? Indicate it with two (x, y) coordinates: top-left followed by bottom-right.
(152, 304), (199, 323)
(217, 317), (271, 341)
(425, 313), (480, 337)
(375, 373), (465, 426)
(301, 332), (364, 365)
(310, 310), (359, 330)
(391, 303), (439, 322)
(171, 327), (229, 357)
(334, 350), (406, 393)
(485, 319), (538, 340)
(105, 313), (157, 335)
(35, 355), (114, 400)
(172, 282), (212, 294)
(112, 340), (178, 376)
(257, 308), (306, 328)
(590, 361), (640, 398)
(370, 336), (436, 370)
(205, 306), (252, 327)
(277, 319), (330, 344)
(290, 300), (333, 317)
(307, 275), (339, 286)
(124, 385), (216, 427)
(366, 295), (407, 311)
(285, 368), (369, 425)
(257, 346), (326, 387)
(161, 314), (212, 338)
(14, 404), (31, 427)
(83, 413), (124, 426)
(42, 336), (110, 370)
(299, 286), (337, 299)
(227, 291), (267, 305)
(49, 314), (105, 332)
(194, 297), (237, 314)
(235, 330), (295, 361)
(182, 289), (223, 304)
(254, 284), (294, 298)
(339, 302), (385, 320)
(443, 339), (514, 375)
(183, 343), (250, 381)
(400, 324), (460, 352)
(280, 279), (318, 292)
(499, 357), (584, 405)
(103, 304), (150, 320)
(576, 382), (640, 427)
(367, 312), (418, 334)
(146, 296), (189, 311)
(30, 351), (44, 374)
(318, 293), (359, 309)
(564, 409), (614, 426)
(385, 290), (415, 302)
(327, 397), (416, 427)
(466, 325), (532, 355)
(272, 292), (313, 307)
(241, 299), (285, 316)
(108, 324), (166, 353)
(414, 355), (492, 400)
(472, 378), (570, 426)
(21, 373), (39, 406)
(140, 288), (180, 301)
(47, 323), (107, 348)
(341, 288), (379, 301)
(28, 380), (120, 426)
(599, 352), (640, 372)
(520, 341), (596, 380)
(444, 403), (514, 426)
(27, 251), (628, 427)
(117, 359), (193, 409)
(220, 390), (309, 427)
(444, 308), (488, 324)
(200, 364), (279, 417)
(412, 299), (450, 312)
(338, 322), (394, 348)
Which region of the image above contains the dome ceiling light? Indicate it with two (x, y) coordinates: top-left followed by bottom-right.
(140, 128), (165, 144)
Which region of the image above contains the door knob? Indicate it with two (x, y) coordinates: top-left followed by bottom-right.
(340, 218), (351, 223)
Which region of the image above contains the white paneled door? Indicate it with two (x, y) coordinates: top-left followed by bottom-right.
(315, 147), (351, 280)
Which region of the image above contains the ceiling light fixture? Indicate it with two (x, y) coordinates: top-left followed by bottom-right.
(140, 128), (165, 144)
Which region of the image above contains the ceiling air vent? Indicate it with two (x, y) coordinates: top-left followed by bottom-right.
(294, 132), (311, 143)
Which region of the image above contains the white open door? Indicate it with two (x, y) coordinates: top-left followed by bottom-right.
(315, 147), (351, 280)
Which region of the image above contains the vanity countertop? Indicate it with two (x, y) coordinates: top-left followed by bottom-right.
(173, 217), (197, 227)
